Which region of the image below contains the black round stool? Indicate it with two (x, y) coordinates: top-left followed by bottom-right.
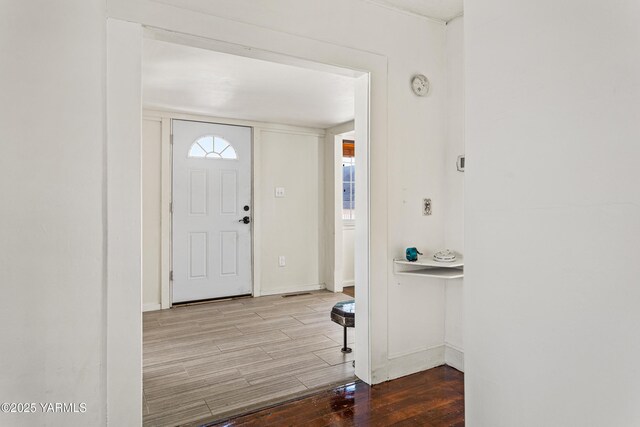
(330, 300), (355, 353)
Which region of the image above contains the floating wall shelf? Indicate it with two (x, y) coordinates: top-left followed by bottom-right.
(393, 256), (464, 279)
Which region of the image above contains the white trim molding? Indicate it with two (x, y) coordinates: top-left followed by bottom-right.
(258, 283), (326, 297)
(160, 117), (172, 309)
(106, 18), (143, 426)
(444, 343), (464, 372)
(144, 109), (325, 137)
(385, 345), (446, 381)
(143, 303), (162, 312)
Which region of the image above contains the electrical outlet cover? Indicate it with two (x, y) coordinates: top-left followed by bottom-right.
(423, 198), (432, 216)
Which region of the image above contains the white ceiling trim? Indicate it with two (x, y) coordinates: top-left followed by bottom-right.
(361, 0), (446, 24)
(445, 12), (465, 24)
(362, 0), (463, 23)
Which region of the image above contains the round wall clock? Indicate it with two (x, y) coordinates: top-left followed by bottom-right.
(411, 74), (430, 96)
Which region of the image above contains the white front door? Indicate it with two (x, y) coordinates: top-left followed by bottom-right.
(172, 119), (252, 303)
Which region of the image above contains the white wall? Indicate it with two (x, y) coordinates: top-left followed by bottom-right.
(141, 112), (325, 306)
(142, 118), (162, 310)
(109, 0), (448, 385)
(0, 2), (107, 426)
(443, 16), (465, 371)
(342, 227), (355, 285)
(465, 1), (640, 425)
(257, 129), (325, 295)
(385, 44), (448, 376)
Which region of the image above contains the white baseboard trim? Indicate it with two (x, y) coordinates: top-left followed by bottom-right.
(385, 345), (446, 381)
(444, 344), (465, 372)
(342, 280), (355, 287)
(143, 303), (161, 312)
(258, 283), (326, 297)
(372, 344), (464, 384)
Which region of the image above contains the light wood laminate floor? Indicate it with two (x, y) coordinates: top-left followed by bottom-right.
(143, 291), (356, 427)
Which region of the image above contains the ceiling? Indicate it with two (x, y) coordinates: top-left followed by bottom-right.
(143, 39), (355, 129)
(368, 0), (463, 22)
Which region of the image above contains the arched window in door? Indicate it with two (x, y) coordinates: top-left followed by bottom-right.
(188, 135), (237, 159)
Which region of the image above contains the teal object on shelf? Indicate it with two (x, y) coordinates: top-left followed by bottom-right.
(405, 247), (423, 262)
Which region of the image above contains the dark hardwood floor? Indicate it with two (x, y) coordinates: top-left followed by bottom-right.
(342, 286), (355, 297)
(206, 365), (464, 426)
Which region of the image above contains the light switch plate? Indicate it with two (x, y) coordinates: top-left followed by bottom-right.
(278, 256), (286, 267)
(275, 187), (285, 198)
(423, 198), (432, 216)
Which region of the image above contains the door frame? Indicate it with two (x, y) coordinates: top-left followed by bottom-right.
(169, 118), (255, 304)
(148, 110), (328, 308)
(135, 26), (378, 384)
(323, 121), (356, 293)
(107, 16), (386, 421)
(136, 27), (379, 386)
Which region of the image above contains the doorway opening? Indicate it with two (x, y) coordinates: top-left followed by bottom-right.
(339, 131), (356, 299)
(140, 30), (369, 425)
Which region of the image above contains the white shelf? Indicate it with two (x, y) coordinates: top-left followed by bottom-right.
(393, 255), (464, 280)
(394, 255), (464, 269)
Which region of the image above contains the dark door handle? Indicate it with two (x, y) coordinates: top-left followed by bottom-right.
(239, 216), (250, 224)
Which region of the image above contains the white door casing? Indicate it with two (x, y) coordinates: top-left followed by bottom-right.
(172, 119), (252, 302)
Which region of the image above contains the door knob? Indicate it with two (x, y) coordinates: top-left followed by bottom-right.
(239, 216), (250, 224)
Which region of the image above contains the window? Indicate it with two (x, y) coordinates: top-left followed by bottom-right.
(188, 135), (237, 159)
(342, 139), (355, 221)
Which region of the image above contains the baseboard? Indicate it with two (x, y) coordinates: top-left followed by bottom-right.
(143, 303), (161, 312)
(370, 344), (464, 384)
(385, 345), (446, 381)
(444, 344), (464, 372)
(258, 283), (326, 297)
(342, 280), (355, 287)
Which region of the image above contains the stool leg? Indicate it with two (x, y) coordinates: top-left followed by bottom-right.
(341, 326), (352, 354)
